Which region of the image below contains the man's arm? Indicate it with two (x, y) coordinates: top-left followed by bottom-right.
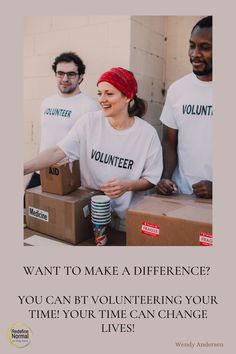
(156, 125), (178, 195)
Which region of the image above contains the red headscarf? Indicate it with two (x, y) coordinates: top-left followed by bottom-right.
(97, 67), (138, 99)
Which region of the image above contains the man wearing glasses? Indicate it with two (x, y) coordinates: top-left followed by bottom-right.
(25, 52), (99, 190)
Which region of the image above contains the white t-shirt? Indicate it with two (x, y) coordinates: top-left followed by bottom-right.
(160, 73), (213, 194)
(40, 92), (99, 151)
(58, 111), (163, 219)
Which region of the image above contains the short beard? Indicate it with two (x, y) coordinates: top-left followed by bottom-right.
(192, 62), (212, 77)
(193, 68), (212, 77)
(58, 85), (77, 95)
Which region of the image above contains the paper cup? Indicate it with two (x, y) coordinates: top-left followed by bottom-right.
(92, 200), (110, 206)
(93, 223), (109, 246)
(92, 217), (111, 225)
(91, 195), (111, 204)
(91, 215), (111, 221)
(91, 204), (111, 211)
(91, 195), (111, 243)
(91, 206), (111, 216)
(91, 207), (111, 214)
(91, 195), (111, 222)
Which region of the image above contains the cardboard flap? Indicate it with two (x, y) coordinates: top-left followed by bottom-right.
(166, 205), (212, 223)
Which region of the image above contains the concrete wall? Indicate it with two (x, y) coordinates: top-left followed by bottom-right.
(165, 16), (202, 88)
(129, 16), (202, 137)
(130, 16), (166, 135)
(24, 15), (202, 163)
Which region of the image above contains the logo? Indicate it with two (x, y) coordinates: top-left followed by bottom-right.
(28, 206), (49, 222)
(8, 322), (32, 348)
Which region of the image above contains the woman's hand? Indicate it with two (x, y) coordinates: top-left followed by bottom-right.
(100, 179), (130, 199)
(100, 178), (154, 199)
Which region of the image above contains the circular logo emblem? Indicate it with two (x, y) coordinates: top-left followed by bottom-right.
(8, 322), (32, 348)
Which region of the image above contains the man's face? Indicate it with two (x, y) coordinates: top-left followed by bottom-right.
(188, 26), (212, 81)
(55, 61), (82, 95)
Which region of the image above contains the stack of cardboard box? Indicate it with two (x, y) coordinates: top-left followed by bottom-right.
(25, 160), (99, 245)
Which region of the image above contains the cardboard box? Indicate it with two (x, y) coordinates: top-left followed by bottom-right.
(25, 186), (99, 245)
(24, 227), (126, 247)
(40, 159), (80, 195)
(126, 194), (212, 246)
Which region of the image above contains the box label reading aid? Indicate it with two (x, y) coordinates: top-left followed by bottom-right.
(48, 166), (60, 175)
(199, 232), (213, 246)
(141, 221), (160, 238)
(28, 206), (49, 222)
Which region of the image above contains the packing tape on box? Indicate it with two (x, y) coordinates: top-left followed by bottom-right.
(68, 161), (73, 173)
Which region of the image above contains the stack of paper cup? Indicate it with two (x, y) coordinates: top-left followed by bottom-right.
(91, 195), (111, 246)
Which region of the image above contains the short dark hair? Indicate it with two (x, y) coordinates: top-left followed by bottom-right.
(191, 16), (212, 33)
(52, 52), (86, 75)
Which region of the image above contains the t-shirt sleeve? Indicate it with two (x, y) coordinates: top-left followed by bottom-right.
(141, 130), (163, 185)
(57, 114), (86, 161)
(80, 97), (100, 115)
(87, 100), (100, 112)
(160, 86), (178, 129)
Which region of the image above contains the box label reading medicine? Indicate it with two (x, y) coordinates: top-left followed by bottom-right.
(199, 232), (213, 246)
(28, 206), (49, 222)
(141, 221), (160, 238)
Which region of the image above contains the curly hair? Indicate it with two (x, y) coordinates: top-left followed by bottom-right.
(52, 52), (86, 75)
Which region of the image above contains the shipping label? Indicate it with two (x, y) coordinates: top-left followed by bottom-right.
(83, 205), (90, 218)
(141, 221), (160, 238)
(199, 232), (213, 246)
(28, 206), (49, 222)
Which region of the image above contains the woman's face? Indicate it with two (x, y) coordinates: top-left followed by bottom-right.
(97, 82), (130, 118)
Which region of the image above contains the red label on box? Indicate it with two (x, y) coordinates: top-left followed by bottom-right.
(141, 221), (160, 238)
(199, 232), (213, 246)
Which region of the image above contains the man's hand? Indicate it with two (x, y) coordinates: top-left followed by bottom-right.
(156, 178), (178, 195)
(192, 180), (212, 199)
(100, 179), (130, 199)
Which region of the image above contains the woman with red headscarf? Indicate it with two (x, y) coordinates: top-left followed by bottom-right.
(24, 67), (163, 231)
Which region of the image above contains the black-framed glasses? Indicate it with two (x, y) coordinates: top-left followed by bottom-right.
(56, 71), (79, 79)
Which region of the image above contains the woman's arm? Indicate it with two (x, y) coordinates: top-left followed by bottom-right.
(100, 178), (153, 199)
(24, 146), (66, 175)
